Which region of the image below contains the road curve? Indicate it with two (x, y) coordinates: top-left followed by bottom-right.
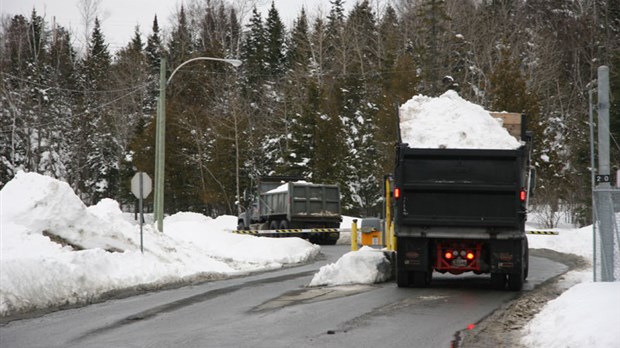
(0, 245), (567, 348)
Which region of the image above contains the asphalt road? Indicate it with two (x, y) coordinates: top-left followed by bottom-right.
(0, 245), (567, 348)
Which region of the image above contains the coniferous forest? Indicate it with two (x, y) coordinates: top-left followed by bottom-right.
(1, 0), (619, 226)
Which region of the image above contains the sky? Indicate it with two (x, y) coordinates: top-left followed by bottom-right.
(1, 91), (619, 347)
(0, 0), (354, 53)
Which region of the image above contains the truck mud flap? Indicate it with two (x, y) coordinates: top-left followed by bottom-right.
(489, 239), (525, 274)
(397, 237), (430, 272)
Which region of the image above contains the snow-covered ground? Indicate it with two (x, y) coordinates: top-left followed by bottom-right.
(0, 172), (321, 317)
(520, 215), (620, 347)
(1, 171), (618, 347)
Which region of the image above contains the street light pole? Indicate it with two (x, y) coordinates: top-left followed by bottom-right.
(153, 56), (242, 232)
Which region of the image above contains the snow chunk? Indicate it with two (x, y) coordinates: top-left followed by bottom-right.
(399, 90), (522, 149)
(309, 247), (391, 286)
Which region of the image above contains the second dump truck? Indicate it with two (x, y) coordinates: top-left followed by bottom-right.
(237, 176), (342, 245)
(393, 113), (533, 290)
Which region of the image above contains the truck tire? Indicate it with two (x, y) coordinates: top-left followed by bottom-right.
(319, 233), (339, 245)
(524, 239), (530, 280)
(279, 220), (289, 229)
(508, 255), (525, 291)
(413, 271), (431, 287)
(270, 220), (279, 230)
(508, 269), (524, 291)
(396, 268), (412, 287)
(491, 273), (506, 290)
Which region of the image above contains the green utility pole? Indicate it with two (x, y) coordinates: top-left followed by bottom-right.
(154, 57), (166, 232)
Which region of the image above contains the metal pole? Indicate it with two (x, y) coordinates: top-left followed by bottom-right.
(598, 66), (611, 186)
(154, 57), (167, 232)
(139, 173), (144, 253)
(597, 65), (614, 281)
(589, 89), (597, 281)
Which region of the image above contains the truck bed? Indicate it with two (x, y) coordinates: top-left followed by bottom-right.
(260, 183), (341, 221)
(395, 146), (528, 230)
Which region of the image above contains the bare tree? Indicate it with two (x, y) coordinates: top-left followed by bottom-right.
(77, 0), (101, 54)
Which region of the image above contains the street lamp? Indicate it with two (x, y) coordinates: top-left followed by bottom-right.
(153, 56), (242, 232)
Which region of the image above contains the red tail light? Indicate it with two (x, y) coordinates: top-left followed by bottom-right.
(520, 189), (527, 202)
(394, 188), (401, 199)
(444, 251), (453, 260)
(466, 252), (475, 260)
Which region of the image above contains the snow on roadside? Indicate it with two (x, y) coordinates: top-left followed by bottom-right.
(0, 172), (319, 317)
(521, 281), (620, 348)
(309, 246), (390, 287)
(521, 220), (620, 348)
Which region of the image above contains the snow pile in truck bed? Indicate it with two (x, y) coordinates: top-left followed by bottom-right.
(399, 90), (522, 149)
(266, 180), (312, 194)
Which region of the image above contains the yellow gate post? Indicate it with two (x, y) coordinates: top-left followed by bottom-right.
(384, 177), (397, 251)
(351, 219), (358, 251)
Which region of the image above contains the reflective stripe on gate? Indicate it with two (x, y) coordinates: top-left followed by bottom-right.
(526, 230), (559, 235)
(232, 228), (344, 235)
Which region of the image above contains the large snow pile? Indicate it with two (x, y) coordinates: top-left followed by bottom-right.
(308, 246), (391, 287)
(399, 90), (522, 149)
(521, 281), (620, 348)
(0, 172), (319, 316)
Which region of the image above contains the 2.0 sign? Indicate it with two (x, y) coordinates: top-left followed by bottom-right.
(595, 174), (611, 184)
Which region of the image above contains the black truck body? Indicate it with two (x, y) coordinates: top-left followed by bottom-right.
(394, 117), (532, 290)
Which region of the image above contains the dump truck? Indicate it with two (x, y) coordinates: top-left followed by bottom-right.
(237, 176), (342, 245)
(393, 112), (533, 290)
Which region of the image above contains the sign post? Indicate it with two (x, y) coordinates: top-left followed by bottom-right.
(131, 172), (152, 253)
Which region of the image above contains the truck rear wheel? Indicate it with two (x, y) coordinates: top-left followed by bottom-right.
(491, 273), (506, 290)
(508, 263), (525, 291)
(413, 271), (431, 287)
(396, 268), (412, 287)
(269, 220), (279, 230)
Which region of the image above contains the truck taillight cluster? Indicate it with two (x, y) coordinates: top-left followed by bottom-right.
(436, 241), (483, 273)
(444, 250), (476, 260)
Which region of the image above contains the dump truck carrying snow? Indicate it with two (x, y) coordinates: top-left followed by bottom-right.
(394, 91), (533, 291)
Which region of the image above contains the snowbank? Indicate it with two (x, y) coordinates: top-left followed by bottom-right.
(0, 172), (320, 316)
(521, 281), (620, 348)
(399, 90), (522, 149)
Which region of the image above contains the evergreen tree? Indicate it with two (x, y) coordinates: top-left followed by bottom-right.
(145, 15), (164, 74)
(240, 7), (266, 87)
(335, 1), (382, 215)
(227, 7), (241, 57)
(287, 7), (310, 71)
(77, 17), (117, 204)
(264, 1), (286, 77)
(113, 26), (150, 207)
(279, 8), (313, 176)
(168, 6), (193, 67)
(414, 0), (451, 95)
(325, 0), (346, 74)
